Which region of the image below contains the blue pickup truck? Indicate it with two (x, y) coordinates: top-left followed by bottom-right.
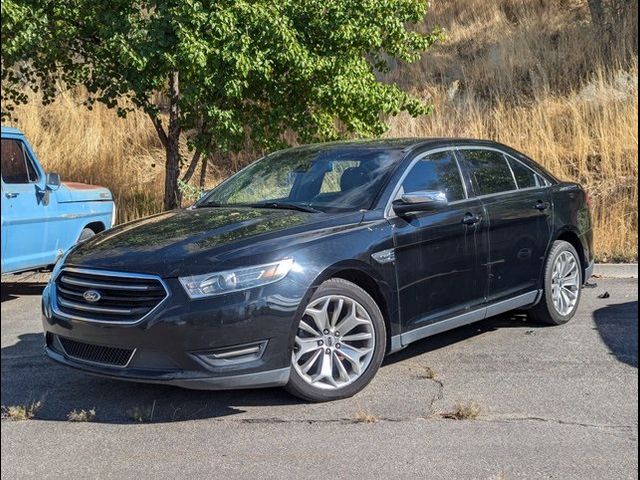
(1, 126), (115, 274)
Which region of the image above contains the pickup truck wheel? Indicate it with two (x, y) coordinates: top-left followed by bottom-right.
(528, 240), (582, 325)
(78, 228), (96, 243)
(286, 278), (386, 402)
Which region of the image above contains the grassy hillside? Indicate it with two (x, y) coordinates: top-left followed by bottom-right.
(5, 0), (638, 261)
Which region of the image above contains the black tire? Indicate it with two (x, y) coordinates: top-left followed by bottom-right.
(285, 278), (386, 402)
(78, 227), (96, 243)
(528, 240), (583, 325)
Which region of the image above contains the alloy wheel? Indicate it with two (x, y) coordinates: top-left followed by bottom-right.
(550, 250), (580, 316)
(292, 295), (376, 390)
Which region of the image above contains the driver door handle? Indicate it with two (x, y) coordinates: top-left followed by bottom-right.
(534, 201), (550, 211)
(5, 192), (19, 199)
(462, 213), (482, 225)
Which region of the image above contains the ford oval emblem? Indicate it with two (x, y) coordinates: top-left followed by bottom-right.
(83, 290), (102, 303)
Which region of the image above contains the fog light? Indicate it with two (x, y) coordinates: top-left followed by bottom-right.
(191, 341), (267, 368)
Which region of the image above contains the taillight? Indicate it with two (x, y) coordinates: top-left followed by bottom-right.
(584, 190), (592, 208)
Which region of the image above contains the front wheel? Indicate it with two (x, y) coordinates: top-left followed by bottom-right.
(285, 278), (386, 402)
(529, 240), (583, 325)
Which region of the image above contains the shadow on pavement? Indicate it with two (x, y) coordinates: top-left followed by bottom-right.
(1, 282), (47, 303)
(592, 300), (638, 368)
(384, 312), (534, 365)
(1, 333), (300, 424)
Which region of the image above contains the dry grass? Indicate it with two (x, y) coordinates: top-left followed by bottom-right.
(1, 401), (42, 421)
(3, 0), (637, 260)
(128, 401), (156, 423)
(352, 409), (379, 424)
(441, 401), (483, 420)
(67, 408), (96, 422)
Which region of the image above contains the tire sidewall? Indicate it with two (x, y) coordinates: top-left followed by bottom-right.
(286, 279), (386, 402)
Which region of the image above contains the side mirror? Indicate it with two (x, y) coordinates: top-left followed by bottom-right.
(392, 190), (448, 216)
(46, 172), (61, 190)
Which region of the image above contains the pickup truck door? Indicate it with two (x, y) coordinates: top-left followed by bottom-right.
(1, 137), (56, 273)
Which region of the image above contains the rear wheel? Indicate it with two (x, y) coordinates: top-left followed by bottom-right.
(285, 278), (386, 402)
(529, 240), (582, 325)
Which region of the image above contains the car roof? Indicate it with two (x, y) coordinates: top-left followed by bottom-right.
(280, 138), (519, 156)
(1, 126), (24, 136)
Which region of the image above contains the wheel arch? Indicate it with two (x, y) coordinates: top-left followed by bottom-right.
(553, 227), (588, 279)
(83, 221), (107, 234)
(308, 260), (397, 352)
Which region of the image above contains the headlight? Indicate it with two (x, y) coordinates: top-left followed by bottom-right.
(179, 259), (294, 299)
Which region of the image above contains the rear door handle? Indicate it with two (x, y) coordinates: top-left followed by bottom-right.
(462, 213), (482, 225)
(534, 201), (550, 211)
(4, 192), (19, 199)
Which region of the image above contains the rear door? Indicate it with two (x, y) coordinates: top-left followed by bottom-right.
(1, 137), (53, 272)
(391, 149), (489, 333)
(457, 148), (552, 303)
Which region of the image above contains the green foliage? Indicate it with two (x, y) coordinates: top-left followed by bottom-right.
(2, 0), (442, 206)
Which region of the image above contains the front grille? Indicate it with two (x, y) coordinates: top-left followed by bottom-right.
(54, 268), (168, 323)
(58, 336), (135, 367)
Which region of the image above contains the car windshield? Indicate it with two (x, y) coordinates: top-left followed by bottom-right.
(197, 146), (404, 213)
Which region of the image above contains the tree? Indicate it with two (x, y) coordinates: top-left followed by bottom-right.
(2, 0), (442, 210)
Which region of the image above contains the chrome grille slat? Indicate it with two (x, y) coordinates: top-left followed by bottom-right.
(57, 297), (142, 315)
(59, 275), (162, 291)
(53, 268), (169, 324)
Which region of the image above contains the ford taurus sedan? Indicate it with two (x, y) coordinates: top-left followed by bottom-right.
(41, 139), (594, 401)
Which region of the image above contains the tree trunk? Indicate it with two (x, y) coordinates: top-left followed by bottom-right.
(199, 154), (209, 189)
(164, 71), (181, 210)
(587, 0), (605, 28)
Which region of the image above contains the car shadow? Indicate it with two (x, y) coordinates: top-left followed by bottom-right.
(592, 300), (638, 368)
(1, 312), (538, 425)
(1, 333), (301, 424)
(384, 312), (534, 366)
(1, 282), (47, 303)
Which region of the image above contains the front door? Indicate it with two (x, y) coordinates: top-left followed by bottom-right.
(1, 137), (52, 273)
(391, 149), (488, 335)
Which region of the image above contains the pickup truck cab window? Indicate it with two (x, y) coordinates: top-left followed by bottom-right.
(1, 139), (39, 184)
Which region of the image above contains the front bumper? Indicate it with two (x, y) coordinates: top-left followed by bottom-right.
(41, 273), (308, 390)
(44, 345), (290, 389)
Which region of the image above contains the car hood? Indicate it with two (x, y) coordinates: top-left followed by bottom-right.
(66, 207), (364, 277)
(57, 182), (113, 203)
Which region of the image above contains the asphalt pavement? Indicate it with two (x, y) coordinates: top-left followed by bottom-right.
(1, 273), (637, 479)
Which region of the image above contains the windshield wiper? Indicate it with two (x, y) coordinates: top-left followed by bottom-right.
(244, 202), (320, 213)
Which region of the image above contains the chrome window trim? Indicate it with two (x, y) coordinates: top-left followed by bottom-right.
(51, 267), (171, 325)
(385, 144), (552, 218)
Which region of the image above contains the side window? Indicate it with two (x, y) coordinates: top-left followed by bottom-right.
(401, 150), (465, 202)
(461, 149), (516, 196)
(508, 158), (538, 189)
(1, 139), (39, 184)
